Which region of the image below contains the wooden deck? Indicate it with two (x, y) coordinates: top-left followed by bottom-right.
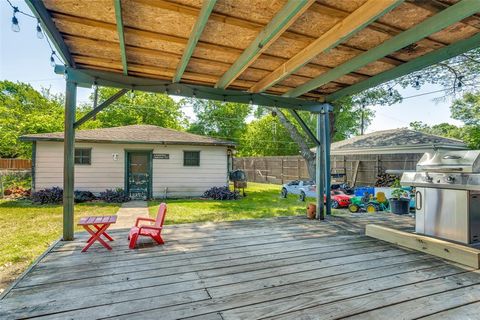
(2, 213), (480, 319)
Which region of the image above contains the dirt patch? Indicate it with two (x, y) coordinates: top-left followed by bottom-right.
(0, 262), (29, 295)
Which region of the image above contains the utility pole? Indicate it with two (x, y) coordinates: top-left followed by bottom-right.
(360, 104), (365, 135)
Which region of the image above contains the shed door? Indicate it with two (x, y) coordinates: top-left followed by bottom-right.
(126, 152), (151, 200)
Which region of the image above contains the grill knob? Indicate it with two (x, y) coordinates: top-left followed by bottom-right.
(424, 173), (433, 182)
(445, 175), (455, 183)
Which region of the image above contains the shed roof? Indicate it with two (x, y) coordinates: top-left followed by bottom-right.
(20, 124), (236, 147)
(327, 128), (468, 154)
(27, 0), (480, 107)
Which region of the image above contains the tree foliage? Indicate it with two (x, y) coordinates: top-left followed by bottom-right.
(0, 83), (188, 159)
(77, 87), (187, 130)
(187, 99), (252, 142)
(0, 81), (64, 158)
(239, 114), (300, 156)
(409, 89), (480, 149)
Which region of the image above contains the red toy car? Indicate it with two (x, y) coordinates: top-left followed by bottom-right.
(325, 190), (352, 208)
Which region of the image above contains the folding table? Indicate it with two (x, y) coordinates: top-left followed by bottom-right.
(77, 215), (117, 252)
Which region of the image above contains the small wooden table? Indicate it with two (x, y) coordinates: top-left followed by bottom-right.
(78, 215), (117, 252)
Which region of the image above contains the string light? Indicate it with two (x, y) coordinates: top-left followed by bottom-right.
(36, 20), (44, 39)
(11, 6), (20, 32)
(50, 51), (56, 67)
(457, 75), (464, 88)
(415, 75), (421, 89)
(6, 0), (65, 67)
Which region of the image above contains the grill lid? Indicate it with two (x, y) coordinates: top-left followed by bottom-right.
(416, 150), (480, 173)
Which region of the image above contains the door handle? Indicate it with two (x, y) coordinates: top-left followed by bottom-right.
(415, 191), (422, 211)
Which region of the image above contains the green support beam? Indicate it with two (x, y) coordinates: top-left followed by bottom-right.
(63, 80), (77, 241)
(285, 0), (480, 98)
(288, 109), (320, 146)
(55, 65), (329, 111)
(74, 89), (129, 128)
(173, 0), (217, 83)
(215, 0), (314, 89)
(114, 0), (128, 75)
(326, 32), (480, 101)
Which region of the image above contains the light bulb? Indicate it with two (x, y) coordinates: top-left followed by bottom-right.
(11, 15), (20, 32)
(36, 23), (44, 39)
(50, 54), (56, 67)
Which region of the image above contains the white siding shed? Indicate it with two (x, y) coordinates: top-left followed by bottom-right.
(22, 125), (235, 198)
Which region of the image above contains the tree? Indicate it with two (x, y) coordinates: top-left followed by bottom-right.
(450, 92), (480, 126)
(409, 89), (480, 150)
(77, 87), (187, 130)
(0, 81), (64, 158)
(187, 99), (252, 142)
(239, 114), (300, 157)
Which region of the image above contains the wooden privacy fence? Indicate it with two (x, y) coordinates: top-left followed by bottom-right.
(233, 153), (422, 186)
(0, 158), (32, 170)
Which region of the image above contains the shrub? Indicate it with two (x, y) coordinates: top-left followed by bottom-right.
(31, 187), (63, 204)
(74, 190), (96, 203)
(203, 186), (239, 200)
(99, 188), (130, 203)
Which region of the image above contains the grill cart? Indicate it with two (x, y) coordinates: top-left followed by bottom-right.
(229, 169), (247, 196)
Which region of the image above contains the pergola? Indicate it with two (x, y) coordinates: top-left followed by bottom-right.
(26, 0), (480, 240)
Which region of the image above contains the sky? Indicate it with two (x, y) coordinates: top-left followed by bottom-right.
(0, 1), (463, 133)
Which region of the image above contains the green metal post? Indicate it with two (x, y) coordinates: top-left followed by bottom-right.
(316, 113), (324, 220)
(63, 80), (77, 241)
(323, 109), (332, 215)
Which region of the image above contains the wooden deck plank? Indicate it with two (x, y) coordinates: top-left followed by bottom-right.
(4, 213), (479, 320)
(103, 265), (466, 320)
(20, 240), (380, 287)
(1, 256), (443, 319)
(262, 270), (480, 320)
(345, 282), (480, 319)
(9, 244), (397, 299)
(418, 301), (480, 320)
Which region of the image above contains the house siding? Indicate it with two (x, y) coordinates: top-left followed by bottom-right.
(35, 141), (229, 197)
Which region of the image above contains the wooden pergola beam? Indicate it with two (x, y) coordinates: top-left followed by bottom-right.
(173, 0), (217, 83)
(286, 0), (480, 98)
(326, 32), (480, 101)
(113, 0), (128, 75)
(215, 0), (315, 89)
(248, 0), (403, 93)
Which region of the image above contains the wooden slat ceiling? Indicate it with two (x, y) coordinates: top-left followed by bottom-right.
(42, 0), (480, 101)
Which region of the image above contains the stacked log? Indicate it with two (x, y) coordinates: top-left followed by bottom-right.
(375, 173), (399, 187)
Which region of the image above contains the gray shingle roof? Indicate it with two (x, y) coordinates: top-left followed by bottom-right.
(330, 128), (467, 152)
(20, 125), (235, 147)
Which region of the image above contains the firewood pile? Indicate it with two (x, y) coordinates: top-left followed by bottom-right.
(374, 173), (399, 187)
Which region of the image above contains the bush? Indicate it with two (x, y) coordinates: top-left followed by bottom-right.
(31, 187), (63, 204)
(99, 188), (130, 203)
(74, 190), (96, 203)
(203, 186), (239, 200)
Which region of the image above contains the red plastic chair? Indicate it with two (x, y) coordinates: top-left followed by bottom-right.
(128, 203), (167, 249)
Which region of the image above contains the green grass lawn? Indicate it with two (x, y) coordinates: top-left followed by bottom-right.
(148, 182), (321, 224)
(0, 200), (120, 292)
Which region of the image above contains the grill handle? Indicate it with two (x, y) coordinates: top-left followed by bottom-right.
(415, 190), (422, 211)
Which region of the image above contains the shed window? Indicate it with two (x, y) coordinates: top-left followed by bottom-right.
(75, 148), (91, 165)
(184, 151), (200, 166)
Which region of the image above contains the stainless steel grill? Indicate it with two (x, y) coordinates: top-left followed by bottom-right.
(401, 150), (480, 245)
